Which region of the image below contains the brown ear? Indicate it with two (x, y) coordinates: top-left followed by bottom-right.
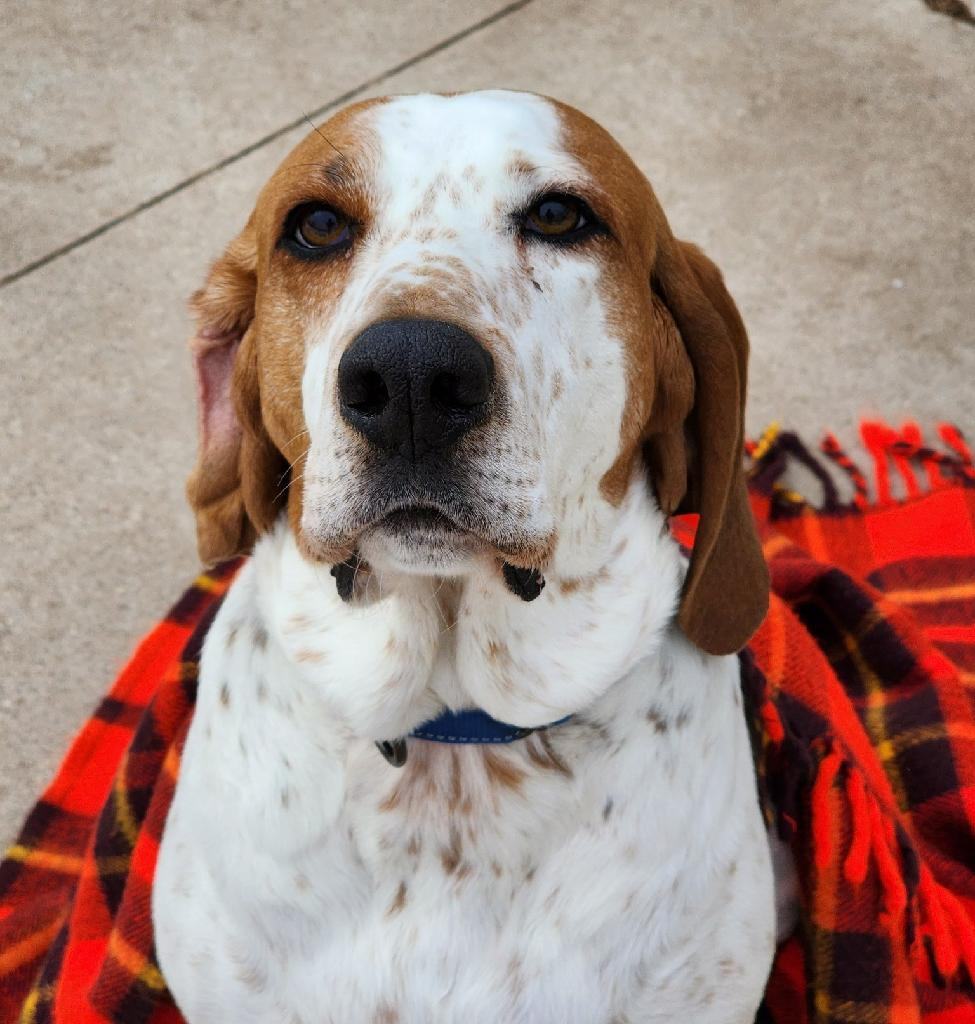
(185, 226), (287, 565)
(651, 237), (769, 654)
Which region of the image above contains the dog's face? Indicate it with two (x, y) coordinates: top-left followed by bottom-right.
(187, 91), (767, 654)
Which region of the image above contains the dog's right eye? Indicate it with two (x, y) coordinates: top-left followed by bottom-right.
(282, 204), (353, 257)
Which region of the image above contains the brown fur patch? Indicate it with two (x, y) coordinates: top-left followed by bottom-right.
(558, 567), (609, 595)
(440, 824), (464, 874)
(386, 881), (408, 917)
(294, 648), (327, 664)
(482, 748), (527, 792)
(525, 732), (573, 777)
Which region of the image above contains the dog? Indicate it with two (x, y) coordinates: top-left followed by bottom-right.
(153, 90), (778, 1023)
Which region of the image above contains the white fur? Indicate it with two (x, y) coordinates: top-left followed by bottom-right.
(154, 92), (776, 1023)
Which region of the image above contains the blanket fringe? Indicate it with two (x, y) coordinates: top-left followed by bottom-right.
(748, 420), (975, 514)
(807, 741), (975, 990)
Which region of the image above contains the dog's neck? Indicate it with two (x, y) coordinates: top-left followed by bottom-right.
(246, 480), (685, 744)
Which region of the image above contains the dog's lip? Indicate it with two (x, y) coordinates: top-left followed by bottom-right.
(373, 504), (468, 535)
(379, 505), (459, 530)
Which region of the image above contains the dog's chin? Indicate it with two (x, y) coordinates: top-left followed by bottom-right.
(357, 507), (487, 576)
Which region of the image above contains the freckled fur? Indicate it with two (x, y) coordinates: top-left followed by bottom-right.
(155, 91), (777, 1024)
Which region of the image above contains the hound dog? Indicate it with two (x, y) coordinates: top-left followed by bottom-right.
(153, 90), (779, 1023)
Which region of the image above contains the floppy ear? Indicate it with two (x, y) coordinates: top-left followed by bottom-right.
(651, 237), (769, 654)
(185, 225), (288, 565)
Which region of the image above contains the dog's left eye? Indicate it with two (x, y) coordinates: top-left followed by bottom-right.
(522, 194), (593, 240)
(284, 203), (353, 256)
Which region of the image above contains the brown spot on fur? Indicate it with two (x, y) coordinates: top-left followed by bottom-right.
(440, 825), (463, 874)
(233, 955), (268, 992)
(526, 732), (573, 777)
(506, 155), (537, 179)
(558, 568), (609, 595)
(374, 1005), (400, 1024)
(295, 648), (327, 664)
(387, 881), (408, 917)
(253, 624), (268, 649)
(646, 707), (669, 734)
(220, 682), (230, 707)
(585, 720), (613, 744)
(486, 638), (511, 663)
(447, 749), (463, 811)
(531, 347), (544, 377)
(379, 787), (401, 813)
(482, 748), (528, 792)
(552, 370), (564, 400)
(719, 957), (743, 976)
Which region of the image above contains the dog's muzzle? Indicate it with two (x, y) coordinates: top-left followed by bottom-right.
(332, 318), (545, 603)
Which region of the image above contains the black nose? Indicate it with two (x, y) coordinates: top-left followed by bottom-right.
(338, 319), (494, 461)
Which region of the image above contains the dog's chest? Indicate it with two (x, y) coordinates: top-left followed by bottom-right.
(158, 690), (770, 1024)
(153, 556), (774, 1023)
(309, 735), (671, 1020)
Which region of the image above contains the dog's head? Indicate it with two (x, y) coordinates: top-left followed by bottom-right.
(187, 91), (767, 655)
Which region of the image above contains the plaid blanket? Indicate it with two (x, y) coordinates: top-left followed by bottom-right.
(2, 421), (974, 1024)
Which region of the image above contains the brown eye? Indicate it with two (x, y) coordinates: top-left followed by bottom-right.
(523, 194), (589, 239)
(288, 204), (352, 254)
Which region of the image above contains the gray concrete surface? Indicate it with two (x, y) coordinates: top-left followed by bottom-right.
(1, 0), (973, 846)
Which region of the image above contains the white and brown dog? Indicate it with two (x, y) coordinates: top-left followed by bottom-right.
(153, 90), (779, 1023)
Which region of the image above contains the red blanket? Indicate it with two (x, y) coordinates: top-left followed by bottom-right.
(2, 421), (974, 1024)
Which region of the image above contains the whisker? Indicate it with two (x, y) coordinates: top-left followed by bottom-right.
(272, 469), (306, 506)
(281, 427), (310, 449)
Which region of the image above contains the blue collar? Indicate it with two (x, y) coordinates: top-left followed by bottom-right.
(376, 708), (571, 767)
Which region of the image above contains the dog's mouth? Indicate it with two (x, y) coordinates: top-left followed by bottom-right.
(357, 501), (485, 574)
(377, 505), (464, 537)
